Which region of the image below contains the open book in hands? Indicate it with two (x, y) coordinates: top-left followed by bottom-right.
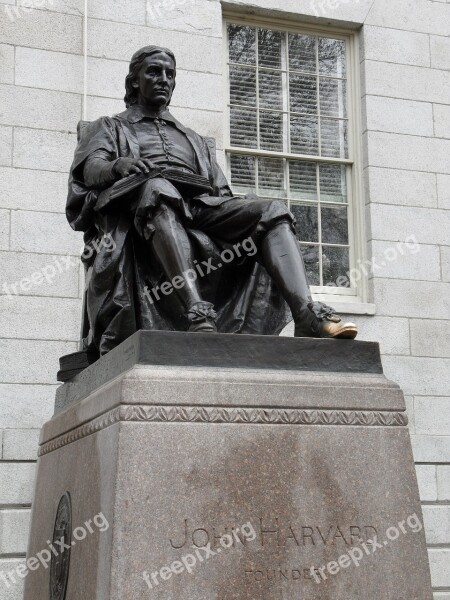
(95, 166), (213, 211)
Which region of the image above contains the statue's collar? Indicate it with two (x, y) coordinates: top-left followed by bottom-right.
(121, 104), (175, 124)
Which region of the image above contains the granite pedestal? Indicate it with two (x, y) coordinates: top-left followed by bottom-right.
(24, 331), (432, 599)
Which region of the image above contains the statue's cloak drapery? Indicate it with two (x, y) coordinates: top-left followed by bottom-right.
(66, 109), (291, 355)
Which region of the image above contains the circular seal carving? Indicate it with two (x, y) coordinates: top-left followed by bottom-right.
(50, 492), (72, 600)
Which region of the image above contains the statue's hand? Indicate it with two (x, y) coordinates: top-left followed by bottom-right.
(113, 158), (156, 179)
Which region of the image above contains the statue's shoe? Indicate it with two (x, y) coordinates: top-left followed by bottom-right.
(319, 319), (358, 339)
(294, 301), (358, 339)
(187, 301), (217, 333)
(189, 321), (217, 333)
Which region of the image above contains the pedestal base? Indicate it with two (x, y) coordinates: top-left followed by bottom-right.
(24, 331), (432, 600)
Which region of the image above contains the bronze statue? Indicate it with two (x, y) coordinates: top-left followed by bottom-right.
(66, 45), (357, 360)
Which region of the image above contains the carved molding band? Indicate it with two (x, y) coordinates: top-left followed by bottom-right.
(121, 405), (409, 427)
(39, 405), (408, 456)
(39, 408), (121, 457)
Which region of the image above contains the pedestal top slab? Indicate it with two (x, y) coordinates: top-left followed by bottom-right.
(55, 330), (383, 413)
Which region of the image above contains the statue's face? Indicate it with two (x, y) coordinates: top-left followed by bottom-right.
(133, 52), (176, 109)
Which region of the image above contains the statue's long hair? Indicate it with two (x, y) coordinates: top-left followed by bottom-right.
(124, 45), (176, 108)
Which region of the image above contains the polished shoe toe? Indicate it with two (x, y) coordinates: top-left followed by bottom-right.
(320, 320), (358, 339)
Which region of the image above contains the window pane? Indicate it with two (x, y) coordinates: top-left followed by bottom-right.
(260, 111), (284, 151)
(258, 29), (282, 68)
(228, 25), (256, 64)
(320, 118), (348, 158)
(290, 116), (319, 155)
(290, 74), (317, 114)
(319, 77), (347, 118)
(259, 70), (283, 110)
(291, 203), (319, 243)
(230, 155), (256, 193)
(321, 206), (349, 244)
(258, 157), (285, 197)
(319, 164), (347, 203)
(229, 66), (256, 106)
(230, 108), (257, 148)
(288, 34), (316, 73)
(300, 245), (320, 286)
(289, 161), (317, 201)
(318, 38), (346, 77)
(322, 246), (350, 287)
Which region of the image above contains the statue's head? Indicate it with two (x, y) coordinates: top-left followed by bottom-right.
(124, 45), (177, 109)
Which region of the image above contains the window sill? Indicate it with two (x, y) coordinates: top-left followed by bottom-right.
(313, 295), (376, 316)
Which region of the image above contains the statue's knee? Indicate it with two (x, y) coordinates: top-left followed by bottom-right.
(259, 200), (291, 221)
(271, 199), (290, 213)
(245, 198), (269, 220)
(145, 203), (182, 240)
(257, 202), (294, 238)
(153, 202), (178, 224)
(138, 202), (174, 241)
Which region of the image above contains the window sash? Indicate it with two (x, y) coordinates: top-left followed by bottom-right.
(225, 19), (361, 298)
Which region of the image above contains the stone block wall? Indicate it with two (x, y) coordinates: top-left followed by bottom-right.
(0, 2), (84, 597)
(0, 0), (448, 597)
(359, 5), (450, 595)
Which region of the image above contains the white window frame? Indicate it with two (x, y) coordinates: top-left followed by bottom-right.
(223, 14), (372, 312)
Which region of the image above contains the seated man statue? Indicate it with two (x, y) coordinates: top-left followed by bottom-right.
(67, 45), (357, 358)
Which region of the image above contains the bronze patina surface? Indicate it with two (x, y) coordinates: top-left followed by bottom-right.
(62, 45), (357, 379)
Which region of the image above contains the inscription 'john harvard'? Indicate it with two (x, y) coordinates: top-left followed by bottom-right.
(169, 518), (378, 549)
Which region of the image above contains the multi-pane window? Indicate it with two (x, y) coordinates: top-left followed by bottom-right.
(226, 23), (356, 293)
